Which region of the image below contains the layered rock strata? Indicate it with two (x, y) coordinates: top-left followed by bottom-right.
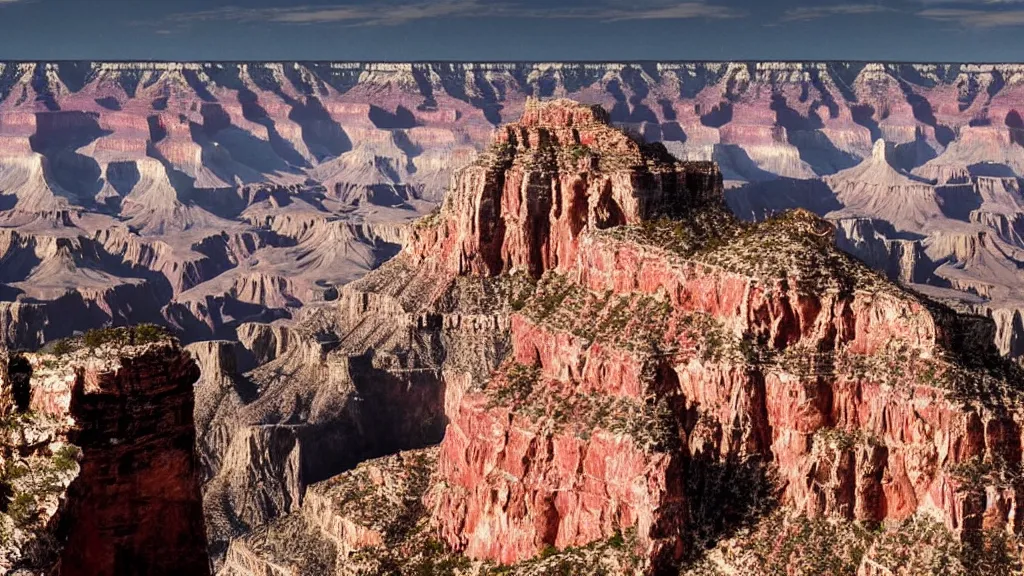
(397, 100), (1024, 573)
(0, 61), (1023, 359)
(213, 98), (1024, 575)
(0, 327), (210, 575)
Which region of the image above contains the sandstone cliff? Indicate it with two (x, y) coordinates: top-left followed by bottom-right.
(211, 99), (1024, 575)
(0, 326), (210, 575)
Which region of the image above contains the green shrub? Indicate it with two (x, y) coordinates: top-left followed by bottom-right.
(1, 460), (29, 484)
(486, 363), (540, 408)
(51, 445), (81, 474)
(82, 324), (169, 349)
(133, 324), (167, 344)
(8, 492), (36, 527)
(569, 144), (591, 162)
(50, 339), (78, 356)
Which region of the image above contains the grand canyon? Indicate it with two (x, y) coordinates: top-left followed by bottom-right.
(0, 62), (1023, 575)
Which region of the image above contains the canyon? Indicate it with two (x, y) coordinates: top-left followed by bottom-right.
(0, 61), (1021, 359)
(0, 61), (1023, 574)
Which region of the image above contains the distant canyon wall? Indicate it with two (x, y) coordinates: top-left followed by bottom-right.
(0, 61), (1021, 357)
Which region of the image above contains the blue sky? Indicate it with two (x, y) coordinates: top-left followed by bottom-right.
(0, 0), (1023, 61)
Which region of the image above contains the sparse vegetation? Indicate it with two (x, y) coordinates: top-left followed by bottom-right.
(413, 205), (443, 230)
(82, 324), (169, 349)
(485, 363), (539, 408)
(481, 530), (643, 576)
(812, 426), (881, 453)
(603, 207), (740, 258)
(6, 493), (36, 527)
(481, 362), (678, 451)
(0, 404), (81, 569)
(49, 339), (78, 357)
(692, 210), (890, 296)
(568, 144), (591, 163)
(51, 445), (82, 474)
(681, 506), (1024, 576)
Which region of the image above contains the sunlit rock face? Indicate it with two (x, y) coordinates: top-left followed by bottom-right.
(209, 99), (1024, 576)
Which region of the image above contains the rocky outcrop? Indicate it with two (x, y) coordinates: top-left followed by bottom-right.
(218, 447), (641, 576)
(194, 279), (461, 564)
(58, 336), (210, 576)
(205, 98), (1024, 576)
(825, 139), (941, 231)
(0, 327), (210, 575)
(410, 99), (720, 279)
(375, 100), (1024, 573)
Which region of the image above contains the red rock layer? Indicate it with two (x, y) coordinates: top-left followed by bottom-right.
(415, 101), (726, 567)
(409, 98), (722, 278)
(433, 369), (685, 566)
(409, 99), (1024, 572)
(55, 345), (210, 576)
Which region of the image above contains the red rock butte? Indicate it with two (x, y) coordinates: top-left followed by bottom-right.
(384, 98), (1024, 572)
(410, 97), (723, 279)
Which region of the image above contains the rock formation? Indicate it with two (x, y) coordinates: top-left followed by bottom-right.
(825, 139), (941, 230)
(0, 61), (1022, 361)
(211, 99), (1024, 575)
(0, 326), (210, 575)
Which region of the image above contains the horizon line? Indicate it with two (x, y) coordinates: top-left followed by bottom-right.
(3, 59), (1024, 66)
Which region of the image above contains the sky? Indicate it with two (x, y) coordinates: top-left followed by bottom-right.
(0, 0), (1023, 62)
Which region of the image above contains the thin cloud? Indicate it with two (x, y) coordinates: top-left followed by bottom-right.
(781, 4), (896, 22)
(597, 3), (745, 21)
(164, 1), (744, 28)
(178, 1), (491, 26)
(918, 7), (1024, 26)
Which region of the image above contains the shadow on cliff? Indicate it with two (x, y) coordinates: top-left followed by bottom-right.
(290, 97), (352, 162)
(7, 354), (32, 412)
(427, 63), (506, 125)
(850, 103), (882, 143)
(298, 348), (448, 486)
(726, 178), (842, 221)
(771, 94), (860, 176)
(201, 103), (304, 179)
(891, 134), (938, 172)
(936, 184), (984, 222)
(713, 144), (779, 183)
(29, 111), (112, 207)
(681, 456), (779, 564)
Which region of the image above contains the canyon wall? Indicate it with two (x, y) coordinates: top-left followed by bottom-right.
(0, 61), (1020, 360)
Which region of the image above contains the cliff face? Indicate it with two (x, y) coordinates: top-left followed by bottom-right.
(406, 99), (1024, 573)
(210, 99), (1024, 575)
(405, 100), (718, 566)
(0, 327), (210, 575)
(409, 101), (719, 279)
